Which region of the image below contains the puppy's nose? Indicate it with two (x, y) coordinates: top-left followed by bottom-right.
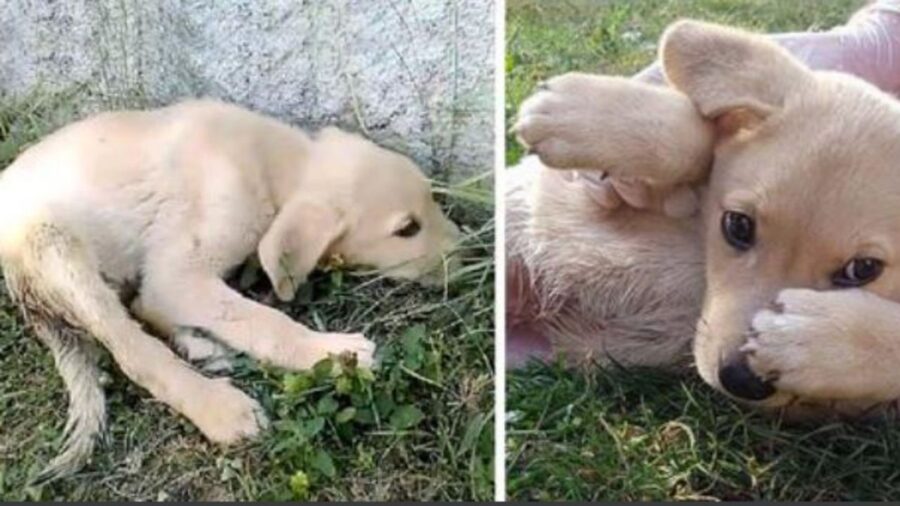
(718, 354), (775, 401)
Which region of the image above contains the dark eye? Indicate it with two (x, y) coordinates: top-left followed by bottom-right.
(832, 257), (883, 287)
(721, 211), (755, 251)
(394, 218), (421, 238)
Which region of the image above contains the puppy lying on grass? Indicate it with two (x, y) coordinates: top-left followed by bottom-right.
(0, 99), (460, 482)
(510, 20), (900, 420)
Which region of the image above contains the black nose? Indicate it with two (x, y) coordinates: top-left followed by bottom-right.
(718, 355), (775, 401)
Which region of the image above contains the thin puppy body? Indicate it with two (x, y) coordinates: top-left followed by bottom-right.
(0, 99), (460, 481)
(512, 20), (900, 420)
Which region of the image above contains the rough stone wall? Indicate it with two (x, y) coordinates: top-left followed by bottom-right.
(0, 0), (494, 180)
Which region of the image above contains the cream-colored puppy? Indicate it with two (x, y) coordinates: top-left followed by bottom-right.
(0, 99), (460, 481)
(511, 20), (900, 420)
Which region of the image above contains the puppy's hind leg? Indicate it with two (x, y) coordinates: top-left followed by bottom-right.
(7, 225), (266, 478)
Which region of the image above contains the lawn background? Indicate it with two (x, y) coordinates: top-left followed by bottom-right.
(504, 0), (900, 501)
(0, 93), (494, 500)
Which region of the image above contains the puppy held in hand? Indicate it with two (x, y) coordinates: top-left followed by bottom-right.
(509, 19), (900, 420)
(0, 99), (460, 481)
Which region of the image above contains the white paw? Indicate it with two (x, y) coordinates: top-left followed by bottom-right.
(744, 288), (874, 400)
(513, 73), (599, 169)
(516, 73), (703, 217)
(193, 380), (268, 444)
(314, 332), (377, 369)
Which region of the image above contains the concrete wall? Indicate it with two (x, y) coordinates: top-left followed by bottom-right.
(0, 0), (494, 180)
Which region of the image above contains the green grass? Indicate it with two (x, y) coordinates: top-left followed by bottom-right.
(504, 0), (900, 501)
(0, 92), (493, 501)
(509, 362), (900, 501)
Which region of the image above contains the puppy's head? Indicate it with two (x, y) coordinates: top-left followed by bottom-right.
(662, 21), (900, 406)
(258, 128), (461, 301)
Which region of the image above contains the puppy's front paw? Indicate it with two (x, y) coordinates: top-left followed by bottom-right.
(314, 332), (377, 369)
(513, 73), (711, 187)
(514, 73), (616, 170)
(193, 380), (268, 444)
(744, 288), (881, 400)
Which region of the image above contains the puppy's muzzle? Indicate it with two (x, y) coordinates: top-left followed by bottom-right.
(718, 354), (775, 401)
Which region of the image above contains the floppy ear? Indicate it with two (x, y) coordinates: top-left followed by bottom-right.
(257, 197), (346, 302)
(660, 20), (813, 134)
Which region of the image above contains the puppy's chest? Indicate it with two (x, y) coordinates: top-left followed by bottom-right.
(204, 199), (277, 270)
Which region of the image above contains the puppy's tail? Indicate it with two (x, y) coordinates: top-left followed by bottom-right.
(28, 319), (106, 485)
(3, 224), (111, 485)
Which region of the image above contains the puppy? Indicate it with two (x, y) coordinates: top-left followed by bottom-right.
(0, 99), (460, 481)
(511, 20), (900, 419)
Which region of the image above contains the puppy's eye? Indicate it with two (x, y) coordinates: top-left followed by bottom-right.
(721, 211), (755, 251)
(832, 257), (883, 287)
(394, 218), (421, 238)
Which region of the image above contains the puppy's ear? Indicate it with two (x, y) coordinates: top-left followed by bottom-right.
(258, 197), (346, 302)
(660, 20), (813, 133)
